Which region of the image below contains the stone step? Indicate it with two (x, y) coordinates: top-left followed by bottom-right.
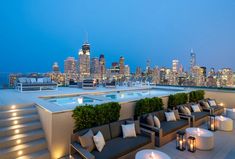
(0, 107), (37, 119)
(0, 129), (44, 148)
(0, 103), (35, 111)
(0, 113), (39, 127)
(16, 148), (50, 159)
(0, 121), (41, 137)
(0, 138), (48, 159)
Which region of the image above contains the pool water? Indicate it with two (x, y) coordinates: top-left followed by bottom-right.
(47, 96), (99, 106)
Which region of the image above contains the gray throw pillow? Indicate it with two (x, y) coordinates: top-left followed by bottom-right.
(126, 120), (141, 134)
(146, 114), (154, 126)
(79, 129), (95, 152)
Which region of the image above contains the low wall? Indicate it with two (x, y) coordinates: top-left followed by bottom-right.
(38, 90), (235, 158)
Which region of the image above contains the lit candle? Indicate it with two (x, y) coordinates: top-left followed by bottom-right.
(149, 152), (156, 159)
(179, 140), (183, 150)
(190, 143), (193, 151)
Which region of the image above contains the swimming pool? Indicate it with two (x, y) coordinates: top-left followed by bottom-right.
(45, 88), (184, 107)
(46, 96), (101, 106)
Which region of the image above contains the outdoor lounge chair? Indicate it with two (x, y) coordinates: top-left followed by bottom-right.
(70, 119), (155, 159)
(176, 103), (211, 127)
(139, 110), (190, 147)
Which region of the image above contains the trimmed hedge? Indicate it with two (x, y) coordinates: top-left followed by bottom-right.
(189, 90), (205, 102)
(72, 102), (121, 131)
(135, 97), (163, 117)
(168, 93), (188, 109)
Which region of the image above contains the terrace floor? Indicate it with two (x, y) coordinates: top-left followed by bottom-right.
(158, 123), (235, 159)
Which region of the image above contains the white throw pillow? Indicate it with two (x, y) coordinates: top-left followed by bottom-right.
(184, 107), (191, 115)
(93, 131), (105, 152)
(153, 115), (161, 128)
(208, 100), (217, 106)
(191, 104), (201, 112)
(165, 112), (176, 122)
(121, 124), (136, 138)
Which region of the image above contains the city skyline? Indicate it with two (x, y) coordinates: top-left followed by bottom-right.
(1, 1), (235, 73)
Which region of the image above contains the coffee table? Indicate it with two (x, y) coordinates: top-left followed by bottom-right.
(135, 149), (171, 159)
(216, 116), (233, 131)
(186, 128), (214, 150)
(226, 108), (235, 120)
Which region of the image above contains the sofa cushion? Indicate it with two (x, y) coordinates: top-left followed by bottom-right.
(91, 124), (111, 141)
(109, 120), (125, 138)
(155, 110), (166, 122)
(92, 135), (151, 159)
(146, 114), (154, 126)
(153, 115), (161, 128)
(173, 110), (181, 120)
(122, 124), (136, 138)
(191, 111), (209, 121)
(165, 112), (176, 122)
(161, 120), (188, 136)
(208, 99), (217, 106)
(79, 129), (95, 152)
(191, 104), (201, 112)
(126, 120), (141, 135)
(93, 131), (106, 152)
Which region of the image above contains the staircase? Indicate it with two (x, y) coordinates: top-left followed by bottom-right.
(0, 104), (50, 159)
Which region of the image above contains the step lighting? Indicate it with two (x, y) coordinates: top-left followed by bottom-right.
(11, 105), (16, 109)
(12, 113), (17, 117)
(15, 129), (20, 134)
(18, 151), (23, 155)
(16, 139), (21, 144)
(13, 120), (18, 124)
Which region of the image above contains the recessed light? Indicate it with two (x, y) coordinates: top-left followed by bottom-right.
(15, 129), (20, 134)
(11, 105), (16, 109)
(18, 151), (23, 155)
(13, 120), (18, 124)
(12, 113), (17, 117)
(16, 139), (21, 144)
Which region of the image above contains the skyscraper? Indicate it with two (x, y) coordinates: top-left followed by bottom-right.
(190, 49), (196, 74)
(119, 56), (125, 75)
(78, 42), (90, 80)
(91, 57), (100, 80)
(172, 59), (179, 73)
(64, 57), (78, 83)
(99, 54), (106, 81)
(52, 62), (60, 73)
(124, 65), (130, 77)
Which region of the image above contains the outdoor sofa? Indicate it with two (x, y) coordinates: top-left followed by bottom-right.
(16, 77), (57, 92)
(70, 119), (155, 159)
(139, 110), (190, 147)
(176, 103), (211, 127)
(199, 98), (224, 115)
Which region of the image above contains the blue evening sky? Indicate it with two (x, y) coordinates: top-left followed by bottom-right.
(1, 0), (235, 73)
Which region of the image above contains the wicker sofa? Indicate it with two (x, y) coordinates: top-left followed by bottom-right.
(176, 103), (211, 127)
(139, 110), (190, 147)
(70, 119), (155, 159)
(199, 98), (224, 115)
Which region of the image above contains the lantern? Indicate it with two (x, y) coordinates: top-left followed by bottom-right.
(176, 130), (186, 151)
(208, 115), (216, 131)
(188, 136), (196, 153)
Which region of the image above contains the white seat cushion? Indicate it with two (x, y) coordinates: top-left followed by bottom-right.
(93, 131), (106, 152)
(165, 112), (176, 122)
(191, 104), (201, 112)
(121, 123), (136, 138)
